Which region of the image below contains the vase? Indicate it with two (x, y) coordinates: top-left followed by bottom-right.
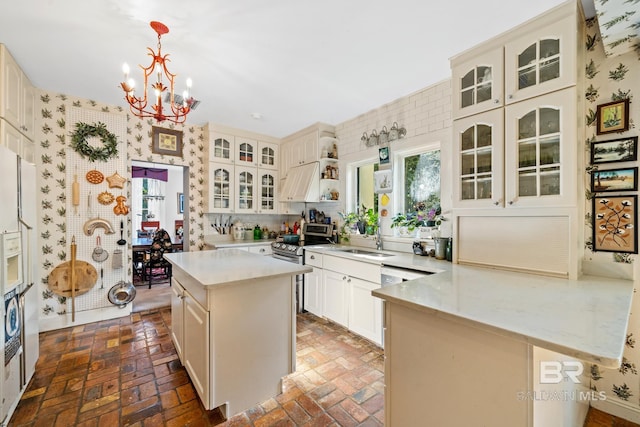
(426, 220), (436, 227)
(356, 221), (366, 234)
(394, 226), (417, 238)
(366, 225), (375, 235)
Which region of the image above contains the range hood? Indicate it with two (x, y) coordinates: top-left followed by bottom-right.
(280, 162), (319, 202)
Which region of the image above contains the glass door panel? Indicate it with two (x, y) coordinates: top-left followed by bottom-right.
(477, 176), (492, 199)
(212, 168), (231, 209)
(238, 171), (253, 210)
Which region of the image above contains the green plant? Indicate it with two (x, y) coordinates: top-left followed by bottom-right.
(338, 204), (378, 240)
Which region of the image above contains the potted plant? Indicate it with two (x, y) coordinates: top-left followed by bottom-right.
(338, 205), (378, 240)
(391, 200), (443, 237)
(364, 206), (378, 235)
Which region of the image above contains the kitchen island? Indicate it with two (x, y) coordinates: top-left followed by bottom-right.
(163, 249), (311, 418)
(372, 264), (635, 426)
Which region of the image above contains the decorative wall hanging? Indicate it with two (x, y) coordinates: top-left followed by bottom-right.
(374, 170), (392, 193)
(85, 169), (104, 184)
(379, 147), (390, 165)
(177, 193), (184, 214)
(591, 136), (638, 164)
(591, 167), (638, 193)
(596, 99), (630, 135)
(97, 191), (115, 205)
(106, 172), (126, 188)
(592, 195), (637, 254)
(114, 196), (129, 216)
(152, 126), (184, 157)
(70, 122), (119, 162)
(361, 122), (406, 147)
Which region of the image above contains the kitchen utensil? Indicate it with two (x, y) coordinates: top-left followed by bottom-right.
(83, 192), (115, 236)
(112, 248), (123, 269)
(107, 280), (136, 308)
(72, 172), (80, 214)
(70, 236), (76, 321)
(91, 236), (109, 262)
(117, 220), (126, 245)
(100, 267), (104, 289)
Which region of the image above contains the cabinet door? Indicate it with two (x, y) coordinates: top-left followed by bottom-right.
(504, 14), (576, 104)
(208, 163), (234, 212)
(304, 267), (323, 317)
(170, 278), (185, 361)
(209, 132), (234, 163)
(258, 141), (278, 170)
(323, 269), (348, 327)
(235, 166), (256, 213)
(0, 119), (23, 156)
(280, 140), (293, 177)
(301, 132), (319, 165)
(257, 169), (278, 213)
(452, 109), (504, 208)
(235, 137), (258, 166)
(504, 88), (576, 208)
(184, 293), (210, 407)
(0, 46), (22, 130)
(451, 47), (503, 119)
(348, 277), (382, 346)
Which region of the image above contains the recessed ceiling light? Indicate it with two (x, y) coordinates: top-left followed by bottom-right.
(251, 113), (263, 120)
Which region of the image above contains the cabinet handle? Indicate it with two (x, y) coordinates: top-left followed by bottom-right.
(494, 201), (500, 206)
(494, 99), (500, 104)
(310, 255), (315, 259)
(508, 94), (513, 100)
(342, 276), (347, 280)
(259, 248), (265, 253)
(347, 278), (351, 283)
(508, 200), (514, 205)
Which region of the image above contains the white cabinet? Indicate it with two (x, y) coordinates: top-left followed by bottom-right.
(303, 251), (323, 317)
(183, 289), (210, 403)
(349, 276), (383, 346)
(234, 166), (278, 214)
(209, 132), (234, 164)
(0, 44), (35, 158)
(451, 2), (580, 119)
(209, 163), (234, 212)
(235, 136), (258, 167)
(256, 169), (278, 213)
(258, 141), (278, 170)
(248, 244), (272, 255)
(170, 278), (185, 360)
(452, 109), (504, 208)
(171, 277), (210, 405)
(322, 269), (349, 327)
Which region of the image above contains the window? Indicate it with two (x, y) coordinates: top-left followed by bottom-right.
(349, 145), (441, 224)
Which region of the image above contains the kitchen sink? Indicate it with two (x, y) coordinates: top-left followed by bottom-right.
(338, 249), (395, 258)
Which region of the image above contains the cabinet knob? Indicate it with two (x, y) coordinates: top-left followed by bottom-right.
(310, 255), (315, 259)
(259, 248), (265, 253)
(508, 94), (513, 100)
(342, 276), (347, 280)
(508, 200), (514, 205)
(494, 201), (500, 206)
(494, 99), (500, 104)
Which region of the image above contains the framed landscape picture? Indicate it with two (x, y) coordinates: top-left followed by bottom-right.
(152, 126), (183, 157)
(596, 99), (630, 135)
(592, 195), (637, 254)
(591, 167), (637, 193)
(591, 136), (638, 164)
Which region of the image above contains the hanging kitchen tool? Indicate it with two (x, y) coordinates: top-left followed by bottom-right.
(83, 192), (115, 236)
(47, 236), (98, 320)
(117, 220), (126, 245)
(108, 280), (136, 308)
(91, 236), (109, 263)
(72, 171), (80, 215)
(112, 248), (123, 269)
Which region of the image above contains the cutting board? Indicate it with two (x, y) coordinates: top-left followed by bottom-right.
(48, 260), (97, 297)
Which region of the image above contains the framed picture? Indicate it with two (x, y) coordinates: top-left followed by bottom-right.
(379, 146), (390, 165)
(591, 167), (638, 193)
(374, 169), (392, 193)
(596, 99), (630, 135)
(591, 136), (638, 164)
(152, 126), (183, 157)
(592, 195), (637, 254)
(177, 193), (184, 214)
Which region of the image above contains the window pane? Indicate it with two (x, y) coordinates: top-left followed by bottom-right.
(357, 162), (379, 212)
(404, 151), (441, 214)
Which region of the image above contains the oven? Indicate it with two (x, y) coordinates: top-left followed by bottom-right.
(271, 222), (335, 313)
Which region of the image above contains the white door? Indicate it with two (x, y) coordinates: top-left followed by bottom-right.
(348, 277), (382, 346)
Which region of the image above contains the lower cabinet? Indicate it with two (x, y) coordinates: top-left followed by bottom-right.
(171, 277), (210, 405)
(348, 277), (383, 346)
(304, 266), (323, 317)
(323, 270), (349, 327)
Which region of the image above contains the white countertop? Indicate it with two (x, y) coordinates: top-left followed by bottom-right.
(305, 244), (633, 367)
(164, 249), (311, 287)
(373, 264), (633, 367)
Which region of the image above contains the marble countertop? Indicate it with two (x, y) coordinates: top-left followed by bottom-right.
(373, 265), (634, 368)
(164, 249), (311, 287)
(305, 244), (633, 367)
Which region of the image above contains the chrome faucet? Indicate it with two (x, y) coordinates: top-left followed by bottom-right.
(375, 221), (383, 250)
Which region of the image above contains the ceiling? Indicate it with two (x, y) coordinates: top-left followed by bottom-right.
(0, 0), (597, 138)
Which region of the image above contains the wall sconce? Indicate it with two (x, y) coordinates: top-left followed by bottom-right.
(361, 122), (406, 147)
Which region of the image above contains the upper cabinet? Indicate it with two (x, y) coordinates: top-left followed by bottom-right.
(208, 129), (280, 213)
(0, 44), (35, 154)
(452, 47), (504, 119)
(451, 2), (580, 120)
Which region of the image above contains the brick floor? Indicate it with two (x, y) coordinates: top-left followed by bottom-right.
(8, 310), (384, 426)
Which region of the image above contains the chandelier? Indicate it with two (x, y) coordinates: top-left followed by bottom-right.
(120, 21), (198, 124)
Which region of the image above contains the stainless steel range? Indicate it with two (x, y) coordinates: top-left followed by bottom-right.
(271, 222), (335, 312)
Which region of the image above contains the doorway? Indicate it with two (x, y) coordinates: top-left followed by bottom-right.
(130, 160), (188, 309)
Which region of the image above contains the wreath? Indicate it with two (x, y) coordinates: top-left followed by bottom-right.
(70, 122), (119, 162)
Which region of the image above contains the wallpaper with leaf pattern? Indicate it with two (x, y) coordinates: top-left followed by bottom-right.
(593, 0), (640, 59)
(36, 92), (208, 322)
(584, 16), (640, 409)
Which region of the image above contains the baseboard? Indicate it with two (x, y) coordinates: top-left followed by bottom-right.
(591, 397), (640, 424)
(39, 305), (132, 332)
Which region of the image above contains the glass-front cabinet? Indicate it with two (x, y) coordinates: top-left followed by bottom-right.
(504, 88), (576, 208)
(258, 141), (278, 170)
(208, 164), (233, 212)
(451, 47), (503, 119)
(452, 109), (504, 208)
(504, 13), (577, 105)
(235, 137), (257, 167)
(257, 170), (278, 213)
(209, 132), (234, 164)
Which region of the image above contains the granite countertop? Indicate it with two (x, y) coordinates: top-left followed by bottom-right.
(373, 265), (633, 368)
(164, 249), (311, 287)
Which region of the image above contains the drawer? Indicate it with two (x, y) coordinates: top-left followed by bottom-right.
(324, 255), (381, 283)
(304, 251), (323, 268)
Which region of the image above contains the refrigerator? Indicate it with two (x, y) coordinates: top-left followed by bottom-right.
(0, 145), (39, 424)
